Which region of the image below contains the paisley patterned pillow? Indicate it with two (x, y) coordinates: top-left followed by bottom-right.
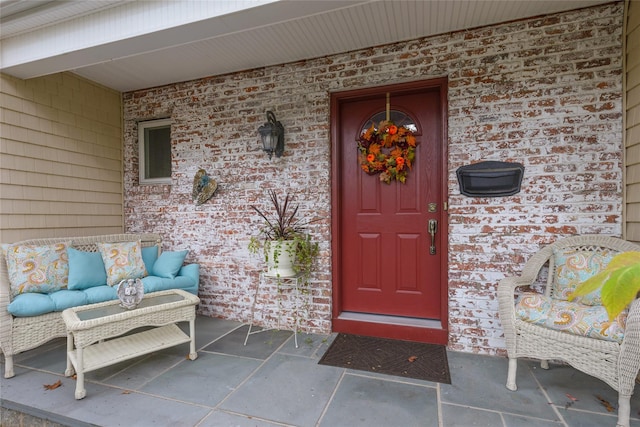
(5, 242), (70, 298)
(97, 241), (148, 286)
(552, 248), (615, 306)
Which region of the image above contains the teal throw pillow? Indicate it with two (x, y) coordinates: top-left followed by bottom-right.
(142, 245), (159, 274)
(67, 247), (107, 290)
(152, 250), (189, 279)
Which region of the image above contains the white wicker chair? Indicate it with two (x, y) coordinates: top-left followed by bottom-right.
(497, 235), (640, 427)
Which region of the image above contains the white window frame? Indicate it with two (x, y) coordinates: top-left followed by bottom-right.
(138, 118), (172, 185)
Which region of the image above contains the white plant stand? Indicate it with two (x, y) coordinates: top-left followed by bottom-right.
(62, 289), (200, 399)
(244, 273), (306, 348)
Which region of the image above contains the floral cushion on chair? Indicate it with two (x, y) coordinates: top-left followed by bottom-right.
(97, 241), (148, 286)
(5, 242), (70, 298)
(551, 248), (615, 306)
(515, 293), (627, 343)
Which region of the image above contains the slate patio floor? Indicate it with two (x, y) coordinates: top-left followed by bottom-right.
(1, 315), (640, 427)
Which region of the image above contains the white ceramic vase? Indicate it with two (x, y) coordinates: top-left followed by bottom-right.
(265, 240), (297, 277)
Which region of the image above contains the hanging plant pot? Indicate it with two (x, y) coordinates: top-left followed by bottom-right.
(265, 240), (297, 277)
(248, 190), (319, 281)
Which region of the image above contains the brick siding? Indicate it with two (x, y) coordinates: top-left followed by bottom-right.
(123, 3), (623, 355)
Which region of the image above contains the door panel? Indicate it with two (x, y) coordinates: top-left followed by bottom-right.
(397, 234), (420, 291)
(359, 233), (382, 289)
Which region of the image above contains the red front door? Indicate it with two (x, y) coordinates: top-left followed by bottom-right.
(331, 79), (448, 344)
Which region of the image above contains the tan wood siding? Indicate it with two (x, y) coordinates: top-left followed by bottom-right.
(0, 72), (123, 242)
(627, 0), (640, 243)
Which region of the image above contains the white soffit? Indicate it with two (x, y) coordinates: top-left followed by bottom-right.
(0, 0), (616, 92)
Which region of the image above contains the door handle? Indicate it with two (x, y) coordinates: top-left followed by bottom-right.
(428, 219), (438, 255)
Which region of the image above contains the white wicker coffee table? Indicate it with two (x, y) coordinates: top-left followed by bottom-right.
(62, 289), (200, 399)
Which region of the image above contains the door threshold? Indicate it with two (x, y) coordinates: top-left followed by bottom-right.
(337, 312), (441, 329)
(333, 312), (448, 344)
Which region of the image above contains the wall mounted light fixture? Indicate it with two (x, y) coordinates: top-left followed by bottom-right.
(258, 111), (284, 159)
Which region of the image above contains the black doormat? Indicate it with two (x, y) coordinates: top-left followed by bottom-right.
(318, 333), (451, 384)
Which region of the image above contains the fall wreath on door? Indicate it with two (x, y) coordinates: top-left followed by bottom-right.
(357, 120), (417, 184)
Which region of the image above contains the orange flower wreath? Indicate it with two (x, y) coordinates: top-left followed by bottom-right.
(357, 120), (417, 184)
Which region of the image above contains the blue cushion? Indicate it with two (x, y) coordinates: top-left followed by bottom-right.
(152, 250), (188, 279)
(7, 293), (55, 317)
(178, 264), (200, 294)
(141, 246), (159, 275)
(49, 290), (88, 311)
(7, 265), (199, 317)
(141, 275), (195, 293)
(83, 285), (118, 304)
(67, 247), (107, 290)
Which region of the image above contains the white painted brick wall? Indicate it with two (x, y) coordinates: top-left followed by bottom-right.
(122, 3), (623, 355)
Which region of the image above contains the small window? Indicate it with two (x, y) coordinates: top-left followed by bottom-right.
(138, 119), (171, 185)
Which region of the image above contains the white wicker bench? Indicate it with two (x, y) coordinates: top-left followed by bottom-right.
(0, 233), (187, 379)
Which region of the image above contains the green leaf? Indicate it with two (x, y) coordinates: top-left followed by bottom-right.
(601, 264), (640, 320)
(568, 270), (611, 301)
(605, 251), (640, 270)
(569, 251), (640, 302)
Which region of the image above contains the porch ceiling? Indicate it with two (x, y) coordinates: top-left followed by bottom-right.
(0, 0), (615, 92)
